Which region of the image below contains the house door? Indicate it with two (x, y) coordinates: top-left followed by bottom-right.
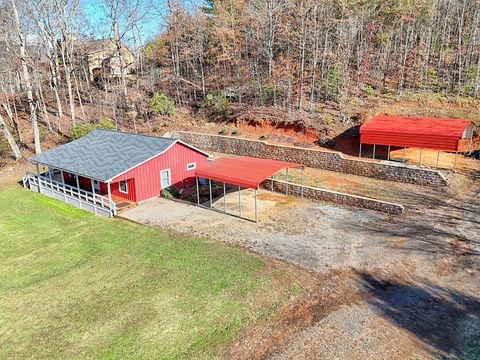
(160, 169), (171, 190)
(93, 180), (100, 192)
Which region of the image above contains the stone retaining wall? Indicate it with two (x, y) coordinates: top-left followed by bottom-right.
(261, 179), (405, 215)
(170, 131), (447, 187)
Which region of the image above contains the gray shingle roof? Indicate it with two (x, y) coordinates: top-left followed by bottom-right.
(30, 129), (178, 181)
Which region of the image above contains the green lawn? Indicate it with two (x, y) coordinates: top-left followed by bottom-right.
(0, 183), (305, 359)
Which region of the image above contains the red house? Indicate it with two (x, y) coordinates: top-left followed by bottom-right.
(24, 129), (210, 216)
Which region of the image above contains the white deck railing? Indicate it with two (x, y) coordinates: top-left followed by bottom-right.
(23, 172), (117, 217)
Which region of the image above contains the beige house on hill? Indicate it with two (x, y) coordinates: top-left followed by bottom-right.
(77, 39), (136, 81)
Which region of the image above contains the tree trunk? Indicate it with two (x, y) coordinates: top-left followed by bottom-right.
(0, 113), (22, 160)
(11, 0), (41, 154)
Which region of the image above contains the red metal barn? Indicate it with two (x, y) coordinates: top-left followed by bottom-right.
(104, 142), (209, 202)
(26, 130), (210, 216)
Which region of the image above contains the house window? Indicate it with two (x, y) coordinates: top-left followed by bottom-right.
(119, 180), (128, 194)
(187, 162), (196, 171)
(160, 169), (171, 189)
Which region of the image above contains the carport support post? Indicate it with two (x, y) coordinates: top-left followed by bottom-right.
(223, 182), (226, 212)
(419, 148), (423, 166)
(387, 145), (391, 161)
(359, 142), (362, 157)
(436, 151), (440, 167)
(403, 147), (406, 163)
(372, 144), (376, 159)
(254, 189), (258, 223)
(271, 175), (274, 191)
(285, 168), (289, 195)
(209, 179), (212, 208)
(300, 166), (304, 197)
(238, 186), (242, 217)
(195, 177), (200, 205)
(453, 151), (458, 170)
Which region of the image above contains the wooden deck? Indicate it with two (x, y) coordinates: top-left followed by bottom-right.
(110, 194), (137, 213)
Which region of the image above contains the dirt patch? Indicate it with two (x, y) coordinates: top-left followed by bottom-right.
(219, 269), (365, 360)
(221, 269), (480, 360)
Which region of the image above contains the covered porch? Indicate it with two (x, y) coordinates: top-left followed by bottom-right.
(23, 164), (135, 217)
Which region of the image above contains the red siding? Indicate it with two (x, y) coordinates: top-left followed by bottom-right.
(110, 178), (137, 202)
(109, 143), (208, 202)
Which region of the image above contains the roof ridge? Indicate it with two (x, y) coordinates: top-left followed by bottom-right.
(93, 128), (176, 141)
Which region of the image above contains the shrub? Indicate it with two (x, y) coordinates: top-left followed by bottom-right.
(97, 117), (116, 130)
(323, 114), (335, 126)
(219, 127), (228, 135)
(71, 123), (94, 140)
(162, 185), (180, 199)
(201, 91), (231, 117)
(39, 124), (49, 141)
(326, 63), (343, 101)
(70, 117), (117, 140)
(150, 92), (176, 116)
(231, 129), (241, 135)
(364, 85), (375, 97)
(260, 82), (275, 105)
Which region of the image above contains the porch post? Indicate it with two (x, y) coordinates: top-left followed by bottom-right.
(359, 142), (362, 157)
(209, 179), (213, 208)
(403, 147), (406, 163)
(48, 166), (52, 180)
(196, 176), (200, 205)
(60, 170), (65, 185)
(436, 151), (440, 167)
(387, 145), (391, 161)
(107, 181), (114, 215)
(372, 144), (376, 159)
(238, 186), (242, 217)
(36, 163), (42, 193)
(254, 189), (258, 223)
(453, 151), (458, 170)
(419, 148), (423, 166)
(90, 178), (96, 205)
(75, 174), (80, 190)
(271, 175), (274, 191)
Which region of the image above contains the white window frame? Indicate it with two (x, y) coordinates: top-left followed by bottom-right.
(119, 180), (129, 194)
(160, 169), (171, 189)
(186, 162), (196, 171)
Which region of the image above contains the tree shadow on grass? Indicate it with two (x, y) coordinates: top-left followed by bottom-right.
(356, 270), (480, 359)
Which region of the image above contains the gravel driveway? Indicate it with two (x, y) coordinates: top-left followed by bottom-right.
(120, 172), (480, 359)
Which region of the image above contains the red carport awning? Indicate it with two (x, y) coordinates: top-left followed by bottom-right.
(195, 156), (302, 189)
(360, 115), (473, 151)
